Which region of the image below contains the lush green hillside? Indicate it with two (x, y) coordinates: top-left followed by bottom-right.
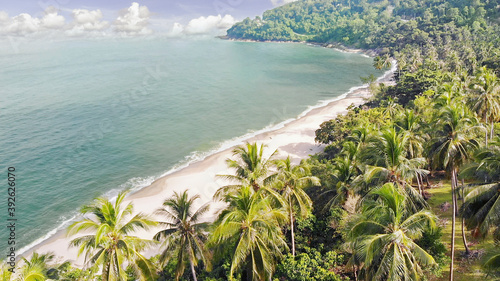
(227, 0), (500, 50)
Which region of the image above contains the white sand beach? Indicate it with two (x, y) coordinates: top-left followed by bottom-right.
(27, 70), (394, 267)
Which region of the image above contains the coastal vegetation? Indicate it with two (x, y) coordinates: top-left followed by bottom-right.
(4, 0), (500, 280)
(66, 192), (157, 281)
(153, 190), (211, 281)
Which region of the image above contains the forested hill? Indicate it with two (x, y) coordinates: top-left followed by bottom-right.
(226, 0), (500, 51)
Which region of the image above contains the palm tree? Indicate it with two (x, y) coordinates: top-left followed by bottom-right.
(0, 263), (13, 281)
(346, 183), (437, 280)
(373, 54), (392, 70)
(394, 51), (407, 76)
(327, 155), (359, 208)
(215, 143), (277, 198)
(461, 140), (500, 239)
(365, 127), (425, 184)
(396, 109), (429, 195)
(409, 47), (423, 72)
(272, 157), (319, 256)
(468, 66), (500, 146)
(363, 127), (428, 210)
(154, 190), (211, 281)
(12, 252), (54, 281)
(434, 83), (466, 111)
(344, 127), (371, 169)
(323, 137), (365, 212)
(211, 186), (287, 281)
(483, 253), (500, 277)
(462, 182), (500, 238)
(429, 103), (479, 280)
(382, 97), (402, 119)
(67, 191), (157, 281)
(452, 70), (473, 96)
(396, 109), (426, 159)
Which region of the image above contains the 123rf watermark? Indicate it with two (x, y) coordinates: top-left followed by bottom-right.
(6, 167), (16, 273)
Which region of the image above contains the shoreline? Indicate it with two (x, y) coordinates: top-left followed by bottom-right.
(23, 56), (396, 267)
(219, 36), (380, 57)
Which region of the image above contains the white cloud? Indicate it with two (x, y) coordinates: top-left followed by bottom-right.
(72, 9), (108, 30)
(174, 14), (236, 36)
(0, 7), (66, 35)
(113, 2), (152, 35)
(40, 7), (65, 29)
(4, 13), (41, 35)
(271, 0), (297, 7)
(0, 4), (237, 38)
(0, 3), (153, 37)
(0, 11), (9, 23)
(169, 22), (184, 37)
(65, 9), (109, 36)
(217, 14), (236, 29)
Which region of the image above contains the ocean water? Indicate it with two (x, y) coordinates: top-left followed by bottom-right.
(0, 37), (380, 254)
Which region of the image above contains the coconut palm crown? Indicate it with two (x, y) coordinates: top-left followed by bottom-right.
(347, 183), (437, 281)
(67, 191), (157, 281)
(153, 190), (211, 281)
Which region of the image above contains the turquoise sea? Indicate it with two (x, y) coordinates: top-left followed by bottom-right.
(0, 38), (380, 254)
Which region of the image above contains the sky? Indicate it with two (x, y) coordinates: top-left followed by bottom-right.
(0, 0), (297, 38)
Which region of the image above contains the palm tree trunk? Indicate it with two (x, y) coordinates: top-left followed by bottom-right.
(449, 168), (457, 281)
(491, 121), (495, 141)
(485, 127), (489, 147)
(461, 179), (470, 255)
(290, 201), (296, 257)
(416, 173), (423, 196)
(485, 116), (489, 147)
(190, 260), (198, 281)
(425, 174), (431, 188)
